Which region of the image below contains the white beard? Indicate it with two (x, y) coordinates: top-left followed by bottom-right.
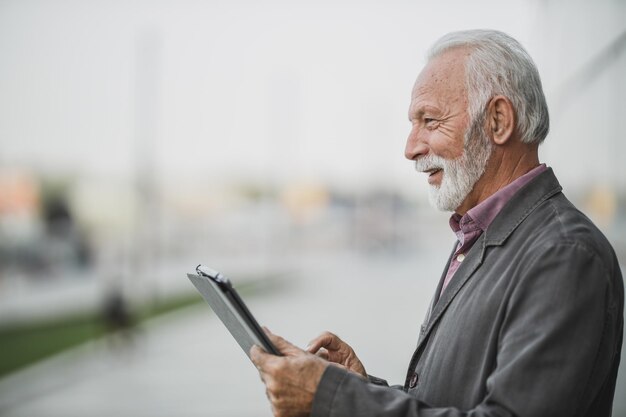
(415, 127), (493, 212)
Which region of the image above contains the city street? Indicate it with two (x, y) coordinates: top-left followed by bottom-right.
(1, 250), (624, 416)
(0, 251), (441, 417)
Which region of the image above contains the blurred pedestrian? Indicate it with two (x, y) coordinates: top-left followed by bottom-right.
(102, 286), (136, 349)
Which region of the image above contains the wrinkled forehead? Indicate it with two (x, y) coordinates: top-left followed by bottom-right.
(411, 48), (470, 100)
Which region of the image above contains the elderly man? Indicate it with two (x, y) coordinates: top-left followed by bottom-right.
(250, 29), (624, 417)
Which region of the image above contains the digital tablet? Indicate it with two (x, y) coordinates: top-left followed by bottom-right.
(187, 264), (282, 359)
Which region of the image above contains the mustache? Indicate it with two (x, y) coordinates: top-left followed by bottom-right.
(414, 154), (448, 172)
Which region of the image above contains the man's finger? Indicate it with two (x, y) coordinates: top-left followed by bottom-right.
(306, 333), (330, 353)
(251, 344), (285, 381)
(306, 331), (342, 353)
(315, 348), (330, 360)
(263, 328), (304, 356)
(250, 344), (270, 370)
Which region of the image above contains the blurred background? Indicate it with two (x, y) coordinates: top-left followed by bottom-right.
(0, 0), (625, 416)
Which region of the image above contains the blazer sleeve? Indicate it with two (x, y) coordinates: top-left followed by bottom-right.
(310, 241), (623, 417)
(366, 374), (390, 386)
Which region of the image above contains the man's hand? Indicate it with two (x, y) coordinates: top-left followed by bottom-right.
(250, 328), (328, 417)
(306, 331), (367, 378)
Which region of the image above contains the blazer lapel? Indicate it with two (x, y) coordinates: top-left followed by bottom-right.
(410, 169), (564, 364)
(416, 233), (487, 352)
(418, 242), (457, 344)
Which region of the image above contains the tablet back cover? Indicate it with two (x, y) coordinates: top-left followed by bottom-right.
(187, 273), (262, 360)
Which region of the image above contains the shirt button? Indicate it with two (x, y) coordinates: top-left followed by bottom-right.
(409, 372), (419, 388)
(456, 253), (465, 262)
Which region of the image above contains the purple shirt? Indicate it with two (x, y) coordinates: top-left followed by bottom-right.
(440, 164), (548, 295)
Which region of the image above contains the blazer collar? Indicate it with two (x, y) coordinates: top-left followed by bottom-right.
(416, 168), (563, 351)
(483, 167), (562, 247)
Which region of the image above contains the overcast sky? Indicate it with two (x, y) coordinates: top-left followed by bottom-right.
(0, 0), (624, 194)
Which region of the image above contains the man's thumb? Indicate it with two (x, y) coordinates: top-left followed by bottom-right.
(263, 327), (302, 356)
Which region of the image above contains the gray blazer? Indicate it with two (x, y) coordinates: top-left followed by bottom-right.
(311, 168), (624, 417)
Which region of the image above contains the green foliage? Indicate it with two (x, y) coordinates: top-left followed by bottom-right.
(0, 314), (106, 376)
(0, 293), (203, 378)
(0, 277), (280, 378)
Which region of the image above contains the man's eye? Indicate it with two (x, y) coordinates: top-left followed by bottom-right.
(424, 118), (438, 127)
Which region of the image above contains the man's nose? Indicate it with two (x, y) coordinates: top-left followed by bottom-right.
(404, 127), (428, 161)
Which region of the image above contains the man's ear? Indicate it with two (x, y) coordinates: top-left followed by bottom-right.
(487, 95), (515, 145)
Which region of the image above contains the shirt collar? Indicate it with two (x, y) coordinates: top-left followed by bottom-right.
(449, 164), (548, 235)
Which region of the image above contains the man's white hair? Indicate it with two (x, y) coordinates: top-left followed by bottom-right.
(428, 29), (550, 145)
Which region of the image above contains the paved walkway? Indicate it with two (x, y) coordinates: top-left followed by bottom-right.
(1, 251), (624, 416)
